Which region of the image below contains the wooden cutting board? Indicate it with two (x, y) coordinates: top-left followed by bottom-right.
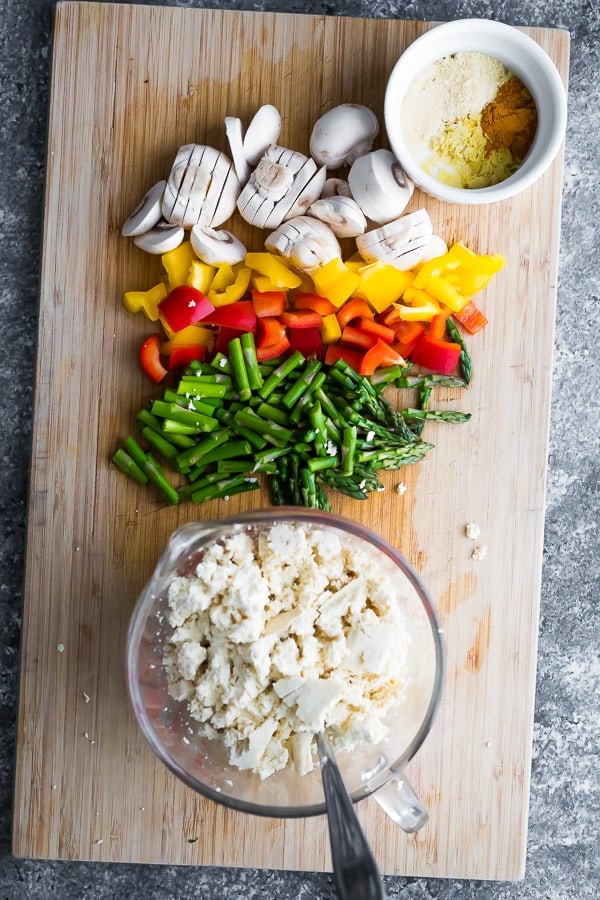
(12, 1), (569, 880)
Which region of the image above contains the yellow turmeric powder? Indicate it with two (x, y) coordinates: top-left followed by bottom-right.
(480, 76), (537, 161)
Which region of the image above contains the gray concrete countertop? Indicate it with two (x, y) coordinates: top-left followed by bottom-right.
(0, 1), (597, 897)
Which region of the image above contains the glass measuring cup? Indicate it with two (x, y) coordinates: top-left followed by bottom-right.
(126, 508), (444, 830)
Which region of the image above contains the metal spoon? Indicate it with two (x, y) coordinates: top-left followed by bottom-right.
(316, 731), (387, 900)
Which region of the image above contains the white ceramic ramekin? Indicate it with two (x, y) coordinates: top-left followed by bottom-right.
(384, 19), (568, 204)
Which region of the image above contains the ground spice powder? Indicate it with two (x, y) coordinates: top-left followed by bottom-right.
(402, 52), (539, 189)
(480, 76), (537, 161)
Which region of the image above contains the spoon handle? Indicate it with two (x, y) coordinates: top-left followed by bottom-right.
(317, 732), (387, 900)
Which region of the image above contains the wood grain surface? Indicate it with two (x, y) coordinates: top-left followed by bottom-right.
(12, 1), (570, 879)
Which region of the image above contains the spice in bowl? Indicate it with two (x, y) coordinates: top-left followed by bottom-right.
(401, 51), (538, 189)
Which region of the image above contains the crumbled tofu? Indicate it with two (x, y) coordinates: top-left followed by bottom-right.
(472, 545), (488, 561)
(176, 642), (207, 681)
(163, 522), (415, 779)
(465, 522), (481, 540)
(289, 732), (314, 776)
(396, 482), (407, 495)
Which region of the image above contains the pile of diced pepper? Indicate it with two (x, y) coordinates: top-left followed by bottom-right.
(115, 241), (505, 508)
(124, 241), (505, 384)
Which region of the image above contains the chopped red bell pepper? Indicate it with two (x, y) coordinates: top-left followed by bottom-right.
(379, 306), (402, 328)
(256, 334), (291, 361)
(428, 311), (453, 342)
(139, 333), (168, 384)
(294, 292), (337, 316)
(411, 334), (462, 375)
(255, 315), (291, 360)
(167, 344), (207, 371)
(251, 290), (287, 318)
(355, 317), (395, 343)
(452, 300), (489, 334)
(280, 309), (323, 329)
(359, 339), (405, 376)
(256, 316), (287, 348)
(324, 344), (364, 371)
(214, 325), (245, 354)
(336, 298), (374, 327)
(201, 300), (257, 332)
(288, 326), (324, 359)
(390, 321), (426, 358)
(158, 285), (215, 332)
(340, 325), (378, 350)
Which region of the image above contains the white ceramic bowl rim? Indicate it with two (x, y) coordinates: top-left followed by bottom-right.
(384, 18), (568, 204)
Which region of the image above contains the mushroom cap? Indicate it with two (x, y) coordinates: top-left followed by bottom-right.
(309, 104), (379, 169)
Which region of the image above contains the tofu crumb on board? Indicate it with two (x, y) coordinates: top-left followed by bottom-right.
(162, 522), (419, 779)
(465, 522), (481, 540)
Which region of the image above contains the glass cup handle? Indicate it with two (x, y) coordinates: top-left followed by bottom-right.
(372, 769), (429, 833)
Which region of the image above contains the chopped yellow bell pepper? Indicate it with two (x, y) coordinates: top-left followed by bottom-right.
(358, 262), (414, 313)
(412, 243), (505, 289)
(187, 259), (216, 293)
(209, 262), (235, 292)
(446, 242), (506, 275)
(122, 282), (167, 321)
(161, 241), (198, 289)
(311, 258), (360, 308)
(411, 256), (452, 290)
(251, 275), (278, 293)
(343, 256), (365, 274)
(393, 302), (442, 322)
(394, 291), (441, 321)
(424, 275), (467, 312)
(161, 325), (214, 355)
(409, 242), (505, 313)
(444, 267), (497, 295)
(208, 265), (252, 307)
(402, 287), (436, 306)
(245, 252), (302, 289)
(320, 313), (342, 345)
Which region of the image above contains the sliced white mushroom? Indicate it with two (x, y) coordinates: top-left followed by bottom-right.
(321, 178), (353, 198)
(243, 104), (282, 166)
(238, 190), (274, 230)
(281, 165), (327, 223)
(163, 144), (241, 229)
(122, 180), (166, 237)
(355, 209), (433, 270)
(308, 196), (367, 238)
(348, 149), (414, 224)
(420, 234), (449, 262)
(310, 104), (379, 169)
(133, 222), (185, 254)
(237, 145), (324, 230)
(224, 116), (250, 184)
(161, 144), (195, 221)
(265, 216), (341, 273)
(199, 151), (240, 227)
(276, 146), (312, 176)
(183, 145), (217, 227)
(190, 226), (247, 265)
(170, 144), (205, 226)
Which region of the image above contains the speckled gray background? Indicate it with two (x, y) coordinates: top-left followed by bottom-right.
(0, 0), (598, 898)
